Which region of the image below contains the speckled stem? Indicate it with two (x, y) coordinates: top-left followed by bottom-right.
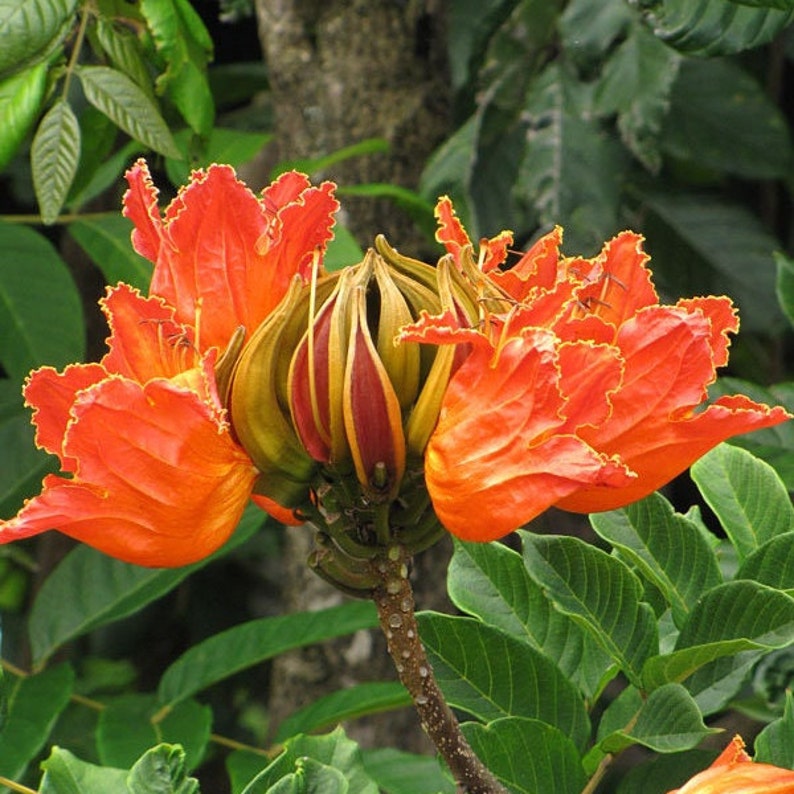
(371, 546), (508, 794)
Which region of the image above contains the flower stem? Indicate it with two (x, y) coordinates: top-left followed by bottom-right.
(370, 545), (508, 794)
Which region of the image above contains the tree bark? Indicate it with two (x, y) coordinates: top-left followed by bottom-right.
(253, 0), (452, 753)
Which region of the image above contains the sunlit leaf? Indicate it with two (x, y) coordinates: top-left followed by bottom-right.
(240, 727), (378, 794)
(68, 215), (152, 291)
(462, 717), (586, 794)
(691, 444), (794, 561)
(39, 746), (128, 794)
(274, 682), (411, 743)
(77, 65), (181, 158)
(0, 60), (48, 170)
(29, 504), (266, 665)
(418, 612), (591, 751)
(0, 663), (74, 781)
(0, 220), (84, 379)
(0, 0), (76, 76)
(521, 533), (658, 687)
(31, 98), (81, 224)
(448, 539), (616, 699)
(157, 602), (378, 707)
(591, 493), (722, 627)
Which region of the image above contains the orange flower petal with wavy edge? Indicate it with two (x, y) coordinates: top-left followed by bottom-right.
(491, 226), (564, 298)
(424, 330), (633, 540)
(123, 160), (338, 352)
(2, 377), (256, 566)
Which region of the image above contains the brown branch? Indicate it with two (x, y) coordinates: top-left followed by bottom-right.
(371, 546), (508, 794)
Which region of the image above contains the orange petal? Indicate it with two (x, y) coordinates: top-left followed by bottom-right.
(23, 363), (107, 468)
(1, 377), (257, 566)
(122, 158), (163, 263)
(671, 764), (794, 793)
(491, 226), (564, 298)
(677, 295), (738, 368)
(435, 196), (472, 262)
(425, 330), (633, 540)
(250, 493), (302, 527)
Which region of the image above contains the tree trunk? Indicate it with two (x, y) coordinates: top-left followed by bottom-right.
(253, 0), (452, 753)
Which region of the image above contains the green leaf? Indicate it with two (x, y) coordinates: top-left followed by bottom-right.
(661, 59), (791, 179)
(559, 0), (634, 65)
(360, 748), (455, 794)
(77, 65), (181, 158)
(639, 0), (794, 55)
(158, 601), (378, 707)
(517, 64), (627, 254)
(738, 532), (794, 590)
(642, 581), (794, 705)
(776, 252), (794, 328)
(273, 138), (391, 180)
(68, 139), (143, 212)
(448, 539), (615, 700)
(324, 226), (365, 272)
(755, 690), (794, 768)
(590, 493), (722, 627)
(691, 444), (794, 561)
(0, 220), (84, 379)
(0, 0), (77, 77)
(417, 612), (591, 751)
(0, 379), (56, 518)
(726, 0), (794, 8)
(31, 99), (81, 224)
(126, 744), (199, 794)
(615, 749), (717, 794)
(0, 663), (74, 780)
(97, 694), (210, 772)
(594, 21), (681, 171)
(140, 0), (215, 135)
(521, 533), (658, 687)
(461, 717), (586, 794)
(241, 727), (378, 794)
(642, 190), (786, 333)
(599, 683), (717, 754)
(95, 18), (154, 95)
(39, 746), (128, 794)
(274, 682), (411, 743)
(0, 60), (48, 170)
(29, 504), (266, 665)
(68, 215), (152, 291)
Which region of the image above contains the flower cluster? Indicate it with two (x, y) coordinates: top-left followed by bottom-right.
(0, 162), (789, 567)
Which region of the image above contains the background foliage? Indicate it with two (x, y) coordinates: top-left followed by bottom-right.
(1, 0), (794, 791)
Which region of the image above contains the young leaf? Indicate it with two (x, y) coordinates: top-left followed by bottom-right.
(157, 601), (379, 707)
(240, 727), (378, 794)
(690, 444), (794, 561)
(0, 0), (76, 76)
(77, 65), (181, 158)
(590, 493), (722, 628)
(520, 532), (659, 687)
(29, 504), (266, 665)
(274, 682), (411, 743)
(38, 746), (128, 794)
(0, 663), (74, 781)
(598, 683), (717, 754)
(417, 612), (591, 751)
(31, 98), (81, 224)
(126, 744), (199, 794)
(461, 717), (587, 794)
(68, 215), (152, 291)
(0, 220), (84, 380)
(639, 0), (794, 55)
(0, 60), (48, 170)
(448, 539), (616, 699)
(97, 694), (210, 772)
(641, 581), (794, 703)
(360, 748), (456, 794)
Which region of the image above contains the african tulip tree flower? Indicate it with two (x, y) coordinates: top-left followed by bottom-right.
(0, 161), (338, 566)
(667, 735), (794, 793)
(398, 198), (791, 541)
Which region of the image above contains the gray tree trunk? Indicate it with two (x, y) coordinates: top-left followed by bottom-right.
(253, 0), (453, 753)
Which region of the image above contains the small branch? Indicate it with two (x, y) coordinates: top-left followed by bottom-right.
(0, 776), (38, 793)
(581, 753), (612, 794)
(371, 546), (508, 794)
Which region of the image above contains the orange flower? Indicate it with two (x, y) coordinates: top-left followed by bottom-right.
(668, 735), (794, 793)
(400, 198), (790, 541)
(0, 161), (338, 566)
